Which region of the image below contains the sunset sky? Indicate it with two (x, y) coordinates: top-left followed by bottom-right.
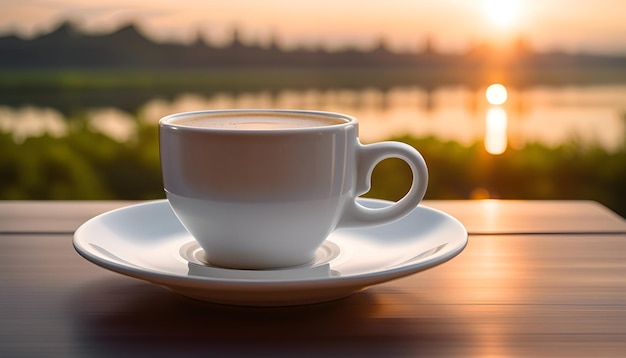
(1, 0), (626, 54)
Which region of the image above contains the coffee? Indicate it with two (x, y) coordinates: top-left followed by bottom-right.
(170, 112), (347, 130)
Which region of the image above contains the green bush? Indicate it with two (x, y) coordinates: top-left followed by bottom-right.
(1, 120), (624, 217)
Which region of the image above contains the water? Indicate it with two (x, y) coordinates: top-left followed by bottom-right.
(1, 84), (625, 151)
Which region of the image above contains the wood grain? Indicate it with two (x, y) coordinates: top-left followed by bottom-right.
(2, 231), (625, 357)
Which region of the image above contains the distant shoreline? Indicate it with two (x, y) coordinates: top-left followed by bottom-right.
(3, 67), (626, 94)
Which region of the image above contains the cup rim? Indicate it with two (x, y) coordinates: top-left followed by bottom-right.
(158, 109), (356, 133)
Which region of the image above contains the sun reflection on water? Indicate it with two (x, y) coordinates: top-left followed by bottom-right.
(485, 83), (508, 105)
(484, 83), (509, 155)
(485, 107), (508, 155)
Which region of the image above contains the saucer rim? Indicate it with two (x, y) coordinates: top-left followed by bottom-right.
(73, 198), (467, 290)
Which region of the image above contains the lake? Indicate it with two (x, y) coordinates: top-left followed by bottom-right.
(2, 84), (625, 151)
(1, 82), (625, 216)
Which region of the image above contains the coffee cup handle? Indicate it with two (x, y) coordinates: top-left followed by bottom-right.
(337, 141), (428, 228)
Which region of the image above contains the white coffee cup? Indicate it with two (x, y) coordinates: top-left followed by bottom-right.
(159, 109), (428, 269)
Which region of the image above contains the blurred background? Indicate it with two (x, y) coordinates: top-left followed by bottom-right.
(1, 0), (625, 216)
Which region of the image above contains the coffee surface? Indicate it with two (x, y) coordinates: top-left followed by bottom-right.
(170, 112), (347, 130)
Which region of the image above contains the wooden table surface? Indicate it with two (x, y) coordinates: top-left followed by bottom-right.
(1, 200), (626, 357)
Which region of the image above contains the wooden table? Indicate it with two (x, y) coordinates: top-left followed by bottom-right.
(1, 200), (626, 357)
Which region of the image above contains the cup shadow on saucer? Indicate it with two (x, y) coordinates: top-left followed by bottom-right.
(68, 278), (472, 357)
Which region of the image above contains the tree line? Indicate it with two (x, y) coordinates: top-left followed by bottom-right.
(2, 20), (626, 70)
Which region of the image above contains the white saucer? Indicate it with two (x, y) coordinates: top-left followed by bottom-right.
(73, 198), (467, 306)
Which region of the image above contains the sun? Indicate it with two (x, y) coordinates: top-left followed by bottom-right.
(484, 0), (518, 27)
